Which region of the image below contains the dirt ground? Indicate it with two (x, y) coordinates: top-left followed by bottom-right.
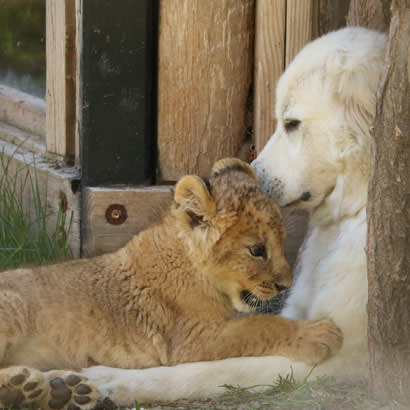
(138, 376), (406, 410)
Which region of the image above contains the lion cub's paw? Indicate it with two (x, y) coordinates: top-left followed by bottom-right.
(0, 366), (47, 408)
(296, 318), (343, 365)
(44, 371), (100, 410)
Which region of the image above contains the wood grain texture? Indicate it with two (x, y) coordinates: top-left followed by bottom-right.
(319, 0), (351, 36)
(0, 84), (45, 138)
(0, 139), (80, 257)
(46, 0), (76, 161)
(157, 0), (255, 180)
(285, 0), (314, 66)
(254, 0), (286, 152)
(74, 0), (82, 162)
(347, 0), (390, 31)
(82, 186), (173, 256)
(367, 1), (410, 401)
(65, 0), (77, 163)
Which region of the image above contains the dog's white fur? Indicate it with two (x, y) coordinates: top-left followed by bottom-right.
(81, 27), (387, 405)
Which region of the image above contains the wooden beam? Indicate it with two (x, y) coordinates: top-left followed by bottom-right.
(319, 0), (351, 36)
(254, 0), (286, 152)
(79, 0), (157, 186)
(285, 0), (315, 66)
(157, 0), (255, 180)
(46, 0), (76, 162)
(74, 0), (83, 162)
(347, 0), (391, 31)
(0, 138), (81, 257)
(0, 84), (45, 138)
(82, 186), (172, 256)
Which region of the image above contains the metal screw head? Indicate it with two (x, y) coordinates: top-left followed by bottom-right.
(105, 204), (128, 225)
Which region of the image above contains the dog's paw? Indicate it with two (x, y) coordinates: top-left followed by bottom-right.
(44, 371), (100, 410)
(0, 366), (47, 408)
(295, 318), (343, 365)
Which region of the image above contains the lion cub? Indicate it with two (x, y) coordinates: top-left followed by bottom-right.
(0, 159), (342, 410)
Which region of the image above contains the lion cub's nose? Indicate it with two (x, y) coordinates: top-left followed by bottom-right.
(275, 284), (288, 292)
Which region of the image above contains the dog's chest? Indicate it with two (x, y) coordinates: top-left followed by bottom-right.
(304, 214), (368, 323)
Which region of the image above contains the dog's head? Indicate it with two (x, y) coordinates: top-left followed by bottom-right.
(252, 28), (387, 220)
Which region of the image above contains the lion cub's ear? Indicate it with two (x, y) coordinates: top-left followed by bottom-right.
(211, 158), (258, 182)
(174, 175), (216, 226)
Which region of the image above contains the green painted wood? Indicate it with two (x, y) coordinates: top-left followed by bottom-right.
(80, 0), (158, 185)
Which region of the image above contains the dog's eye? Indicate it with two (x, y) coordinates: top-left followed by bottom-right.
(248, 245), (267, 259)
(284, 119), (301, 132)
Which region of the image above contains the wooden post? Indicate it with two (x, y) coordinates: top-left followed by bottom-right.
(285, 0), (316, 66)
(367, 0), (410, 401)
(82, 187), (172, 256)
(318, 0), (351, 35)
(74, 0), (82, 162)
(157, 0), (255, 181)
(46, 0), (76, 163)
(254, 0), (318, 152)
(347, 0), (391, 31)
(254, 0), (286, 152)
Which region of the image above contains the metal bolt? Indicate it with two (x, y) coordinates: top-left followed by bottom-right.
(105, 204), (128, 225)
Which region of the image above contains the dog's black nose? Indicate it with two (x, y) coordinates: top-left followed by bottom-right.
(300, 191), (311, 201)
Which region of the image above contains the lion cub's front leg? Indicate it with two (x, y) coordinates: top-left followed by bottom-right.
(196, 315), (343, 365)
(289, 318), (343, 365)
(0, 366), (107, 410)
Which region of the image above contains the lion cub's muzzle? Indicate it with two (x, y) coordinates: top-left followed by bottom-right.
(275, 284), (288, 292)
(240, 280), (290, 310)
(240, 290), (262, 308)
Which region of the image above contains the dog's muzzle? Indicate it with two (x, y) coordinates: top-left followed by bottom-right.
(251, 163), (285, 202)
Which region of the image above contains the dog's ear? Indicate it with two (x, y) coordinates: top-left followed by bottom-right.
(328, 37), (386, 138)
(211, 158), (258, 182)
(174, 175), (216, 227)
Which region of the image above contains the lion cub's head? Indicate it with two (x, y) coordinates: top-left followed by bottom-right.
(173, 158), (292, 313)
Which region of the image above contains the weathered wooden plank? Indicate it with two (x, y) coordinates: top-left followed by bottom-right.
(254, 0), (286, 152)
(82, 186), (173, 256)
(0, 85), (45, 138)
(74, 0), (83, 162)
(65, 0), (77, 163)
(46, 0), (66, 156)
(46, 0), (76, 161)
(347, 0), (390, 31)
(0, 139), (81, 257)
(285, 0), (315, 66)
(0, 121), (45, 155)
(312, 0), (320, 39)
(157, 0), (255, 180)
(319, 0), (351, 36)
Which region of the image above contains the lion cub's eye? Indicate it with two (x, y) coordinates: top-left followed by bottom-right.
(248, 245), (267, 259)
(284, 119), (301, 132)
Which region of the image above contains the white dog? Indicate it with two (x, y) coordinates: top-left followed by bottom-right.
(82, 27), (387, 405)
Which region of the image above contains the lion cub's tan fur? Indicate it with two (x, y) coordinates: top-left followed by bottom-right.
(0, 159), (342, 409)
